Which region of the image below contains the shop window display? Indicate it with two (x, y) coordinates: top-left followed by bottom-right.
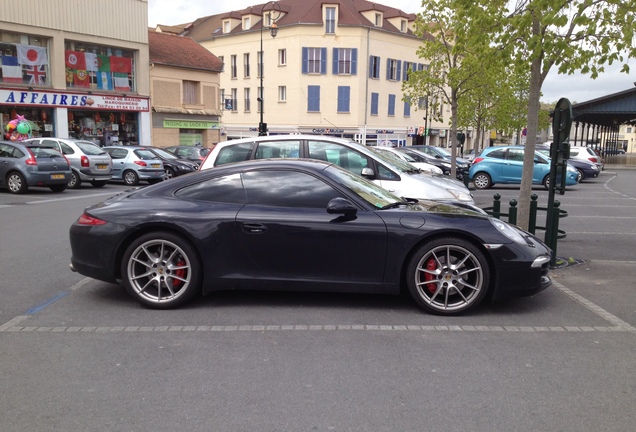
(64, 41), (135, 92)
(1, 108), (54, 139)
(0, 32), (50, 86)
(68, 110), (137, 146)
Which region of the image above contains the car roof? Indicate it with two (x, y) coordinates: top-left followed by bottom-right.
(214, 134), (355, 148)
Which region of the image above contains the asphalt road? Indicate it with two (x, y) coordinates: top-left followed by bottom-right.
(1, 170), (635, 432)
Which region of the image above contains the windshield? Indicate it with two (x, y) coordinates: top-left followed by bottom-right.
(151, 148), (178, 159)
(323, 165), (402, 209)
(370, 148), (420, 173)
(431, 147), (451, 157)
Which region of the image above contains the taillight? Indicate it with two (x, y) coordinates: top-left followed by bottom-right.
(134, 160), (147, 167)
(24, 147), (37, 165)
(81, 155), (90, 167)
(473, 157), (484, 164)
(77, 213), (107, 225)
(588, 157), (598, 163)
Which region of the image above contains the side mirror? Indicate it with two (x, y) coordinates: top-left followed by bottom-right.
(360, 167), (374, 178)
(327, 197), (357, 218)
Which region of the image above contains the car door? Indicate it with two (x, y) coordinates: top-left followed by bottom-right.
(236, 169), (388, 284)
(501, 148), (525, 182)
(481, 149), (507, 182)
(106, 147), (129, 179)
(0, 143), (18, 184)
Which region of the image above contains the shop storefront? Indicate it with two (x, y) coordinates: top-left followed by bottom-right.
(1, 88), (149, 145)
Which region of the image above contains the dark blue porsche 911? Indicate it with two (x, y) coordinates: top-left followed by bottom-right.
(69, 159), (552, 315)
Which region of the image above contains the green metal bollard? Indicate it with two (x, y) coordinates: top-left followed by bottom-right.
(528, 194), (538, 234)
(508, 199), (517, 225)
(492, 193), (501, 219)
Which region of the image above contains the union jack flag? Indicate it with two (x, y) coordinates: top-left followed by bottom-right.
(25, 65), (47, 85)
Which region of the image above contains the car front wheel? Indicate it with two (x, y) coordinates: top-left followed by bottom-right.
(121, 232), (202, 309)
(406, 237), (490, 315)
(472, 172), (492, 189)
(576, 169), (584, 182)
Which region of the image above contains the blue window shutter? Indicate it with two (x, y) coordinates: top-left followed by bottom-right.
(333, 48), (339, 74)
(337, 86), (350, 112)
(351, 49), (357, 75)
(321, 48), (327, 75)
(369, 56), (374, 78)
(403, 62), (408, 81)
(417, 63), (423, 71)
(404, 100), (411, 116)
(308, 85), (320, 111)
(302, 47), (308, 74)
(388, 94), (396, 116)
(371, 92), (379, 115)
(396, 60), (402, 81)
(386, 58), (391, 80)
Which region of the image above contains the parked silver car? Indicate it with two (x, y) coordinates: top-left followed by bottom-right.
(103, 146), (165, 186)
(0, 140), (71, 194)
(24, 138), (112, 188)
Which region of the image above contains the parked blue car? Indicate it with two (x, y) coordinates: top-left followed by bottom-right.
(469, 146), (578, 190)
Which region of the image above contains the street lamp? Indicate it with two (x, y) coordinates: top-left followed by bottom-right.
(258, 2), (281, 136)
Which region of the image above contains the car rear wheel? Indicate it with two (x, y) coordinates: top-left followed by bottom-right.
(68, 171), (81, 189)
(406, 237), (490, 315)
(7, 172), (27, 194)
(121, 232), (202, 309)
(123, 170), (139, 186)
(91, 181), (107, 188)
(472, 172), (492, 189)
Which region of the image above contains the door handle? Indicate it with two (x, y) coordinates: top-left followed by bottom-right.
(242, 223), (268, 233)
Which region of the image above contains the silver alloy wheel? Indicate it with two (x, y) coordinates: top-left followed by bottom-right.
(123, 170), (139, 185)
(412, 244), (485, 313)
(7, 172), (26, 193)
(69, 172), (81, 188)
(473, 173), (491, 189)
(126, 238), (192, 305)
(165, 167), (175, 179)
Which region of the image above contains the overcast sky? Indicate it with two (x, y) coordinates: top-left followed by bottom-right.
(148, 0), (635, 104)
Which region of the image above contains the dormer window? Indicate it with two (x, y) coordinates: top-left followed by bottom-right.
(243, 17), (251, 30)
(401, 20), (407, 32)
(223, 20), (231, 34)
(375, 13), (382, 26)
(325, 7), (336, 34)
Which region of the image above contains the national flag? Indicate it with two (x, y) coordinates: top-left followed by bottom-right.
(17, 44), (48, 66)
(113, 73), (130, 91)
(110, 56), (132, 74)
(97, 55), (110, 72)
(25, 65), (47, 85)
(96, 71), (113, 90)
(65, 50), (86, 70)
(1, 55), (23, 83)
(73, 69), (91, 88)
(85, 52), (98, 71)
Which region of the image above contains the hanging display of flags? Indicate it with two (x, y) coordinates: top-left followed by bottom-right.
(1, 55), (23, 83)
(16, 44), (48, 66)
(73, 69), (91, 88)
(110, 56), (132, 74)
(96, 71), (113, 90)
(97, 55), (110, 72)
(113, 72), (130, 91)
(84, 52), (98, 72)
(25, 65), (47, 85)
(65, 50), (86, 70)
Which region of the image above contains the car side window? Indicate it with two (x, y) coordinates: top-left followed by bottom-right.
(487, 149), (506, 159)
(216, 143), (255, 166)
(307, 141), (368, 174)
(41, 139), (60, 151)
(375, 163), (399, 180)
(507, 149), (524, 161)
(243, 170), (342, 208)
(108, 148), (128, 159)
(175, 173), (246, 203)
(254, 140), (301, 159)
(0, 143), (14, 158)
(59, 142), (74, 155)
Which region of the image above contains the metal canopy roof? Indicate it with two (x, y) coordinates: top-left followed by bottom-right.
(571, 87), (636, 127)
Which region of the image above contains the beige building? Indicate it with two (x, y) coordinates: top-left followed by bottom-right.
(177, 0), (452, 146)
(0, 0), (151, 145)
(148, 31), (223, 148)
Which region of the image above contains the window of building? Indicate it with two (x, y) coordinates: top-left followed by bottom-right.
(627, 127), (632, 133)
(244, 88), (251, 112)
(243, 17), (251, 30)
(308, 85), (320, 112)
(403, 61), (412, 81)
(231, 88), (238, 112)
(418, 97), (427, 110)
(325, 7), (336, 34)
(63, 41), (135, 91)
(302, 47), (327, 75)
(375, 13), (382, 26)
(388, 94), (396, 116)
(403, 99), (411, 117)
(243, 53), (250, 78)
(369, 55), (381, 79)
(183, 81), (198, 104)
(401, 20), (407, 32)
(258, 86), (263, 113)
(386, 58), (401, 81)
(337, 86), (350, 113)
(257, 51), (263, 78)
(230, 55), (237, 79)
(333, 48), (357, 75)
(371, 93), (379, 115)
(0, 33), (51, 87)
(223, 20), (231, 34)
(278, 49), (287, 66)
(279, 86), (287, 102)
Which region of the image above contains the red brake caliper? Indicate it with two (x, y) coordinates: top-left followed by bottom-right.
(172, 258), (186, 288)
(424, 258), (438, 293)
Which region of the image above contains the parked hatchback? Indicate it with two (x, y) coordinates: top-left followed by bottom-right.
(0, 140), (71, 194)
(200, 134), (477, 208)
(103, 146), (165, 186)
(469, 146), (578, 190)
(146, 147), (198, 179)
(24, 138), (112, 188)
(409, 145), (472, 180)
(164, 146), (211, 166)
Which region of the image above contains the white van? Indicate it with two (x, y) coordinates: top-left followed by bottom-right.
(200, 135), (477, 208)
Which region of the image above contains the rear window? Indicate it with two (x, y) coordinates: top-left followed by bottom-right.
(26, 146), (63, 158)
(135, 149), (159, 160)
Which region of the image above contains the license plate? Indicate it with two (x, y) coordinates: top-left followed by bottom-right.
(151, 164), (161, 168)
(96, 164), (108, 169)
(51, 174), (65, 180)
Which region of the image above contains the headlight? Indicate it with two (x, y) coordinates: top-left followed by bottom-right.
(590, 165), (599, 170)
(490, 218), (527, 245)
(446, 189), (473, 203)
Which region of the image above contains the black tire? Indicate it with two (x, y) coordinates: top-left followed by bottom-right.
(123, 170), (139, 186)
(406, 237), (490, 315)
(165, 167), (176, 179)
(121, 231), (202, 309)
(576, 169), (584, 182)
(472, 172), (492, 190)
(68, 171), (82, 189)
(91, 181), (108, 188)
(6, 171), (28, 194)
(50, 185), (67, 193)
(543, 175), (550, 190)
